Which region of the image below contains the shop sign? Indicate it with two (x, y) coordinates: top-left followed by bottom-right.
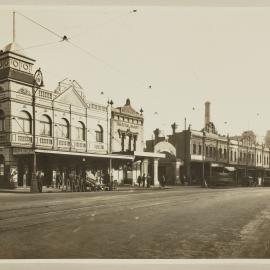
(13, 148), (34, 155)
(116, 121), (139, 131)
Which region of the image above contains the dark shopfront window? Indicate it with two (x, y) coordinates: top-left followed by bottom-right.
(58, 118), (70, 139)
(39, 114), (52, 136)
(76, 121), (86, 141)
(18, 111), (32, 134)
(96, 125), (103, 143)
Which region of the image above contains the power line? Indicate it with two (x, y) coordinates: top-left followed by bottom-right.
(70, 9), (138, 39)
(14, 40), (62, 52)
(14, 10), (152, 91)
(15, 10), (63, 40)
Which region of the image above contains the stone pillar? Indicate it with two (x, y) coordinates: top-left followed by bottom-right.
(142, 158), (149, 176)
(153, 158), (159, 186)
(132, 161), (137, 186)
(174, 159), (181, 185)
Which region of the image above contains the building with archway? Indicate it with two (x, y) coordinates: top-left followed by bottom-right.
(146, 101), (270, 186)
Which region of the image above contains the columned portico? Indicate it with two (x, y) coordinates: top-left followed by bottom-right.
(142, 158), (149, 176)
(153, 158), (159, 186)
(174, 159), (182, 184)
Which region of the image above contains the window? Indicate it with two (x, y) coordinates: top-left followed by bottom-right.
(240, 152), (242, 162)
(96, 125), (103, 143)
(257, 154), (258, 163)
(193, 144), (196, 155)
(234, 151), (237, 162)
(198, 145), (202, 155)
(58, 118), (69, 139)
(0, 110), (5, 132)
(224, 149), (227, 159)
(206, 146), (209, 157)
(76, 121), (86, 141)
(260, 154), (261, 163)
(219, 148), (222, 159)
(18, 111), (31, 134)
(230, 150), (233, 161)
(39, 115), (52, 136)
(209, 147), (213, 158)
(264, 156), (266, 165)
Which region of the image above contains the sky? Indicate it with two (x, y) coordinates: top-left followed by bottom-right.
(1, 4), (270, 142)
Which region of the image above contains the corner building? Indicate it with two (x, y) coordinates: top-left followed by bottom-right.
(0, 42), (163, 189)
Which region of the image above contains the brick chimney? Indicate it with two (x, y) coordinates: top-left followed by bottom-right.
(205, 101), (211, 127)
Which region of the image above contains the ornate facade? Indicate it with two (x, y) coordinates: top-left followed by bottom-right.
(0, 42), (163, 189)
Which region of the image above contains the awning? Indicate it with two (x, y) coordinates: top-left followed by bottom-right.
(34, 149), (134, 160)
(133, 151), (165, 159)
(211, 163), (224, 168)
(224, 166), (236, 172)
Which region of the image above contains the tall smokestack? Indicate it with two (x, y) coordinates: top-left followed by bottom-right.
(205, 101), (210, 127)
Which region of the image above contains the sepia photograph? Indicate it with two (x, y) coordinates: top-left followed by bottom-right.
(1, 0), (270, 269)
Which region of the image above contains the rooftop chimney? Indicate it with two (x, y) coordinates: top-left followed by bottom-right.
(205, 101), (210, 127)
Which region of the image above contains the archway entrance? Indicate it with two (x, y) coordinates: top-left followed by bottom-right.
(154, 141), (181, 185)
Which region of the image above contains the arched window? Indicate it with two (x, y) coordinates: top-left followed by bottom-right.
(39, 115), (52, 136)
(95, 125), (103, 143)
(76, 121), (86, 141)
(18, 111), (31, 134)
(0, 110), (5, 132)
(58, 118), (69, 139)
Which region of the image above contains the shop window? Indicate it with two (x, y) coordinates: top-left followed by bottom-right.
(76, 121), (86, 141)
(39, 114), (52, 136)
(58, 118), (70, 139)
(0, 110), (5, 132)
(96, 125), (103, 143)
(18, 111), (32, 134)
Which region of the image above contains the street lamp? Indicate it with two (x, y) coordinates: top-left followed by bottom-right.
(31, 68), (44, 193)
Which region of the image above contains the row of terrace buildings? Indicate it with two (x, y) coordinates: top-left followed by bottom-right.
(0, 40), (269, 190)
(0, 41), (163, 190)
(146, 102), (270, 186)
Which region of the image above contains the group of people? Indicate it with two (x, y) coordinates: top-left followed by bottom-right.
(137, 174), (166, 188)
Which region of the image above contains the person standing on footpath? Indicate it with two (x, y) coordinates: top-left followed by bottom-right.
(142, 174), (146, 187)
(137, 175), (142, 187)
(147, 173), (151, 188)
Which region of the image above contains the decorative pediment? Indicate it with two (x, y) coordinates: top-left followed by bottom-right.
(54, 85), (87, 108)
(117, 98), (142, 117)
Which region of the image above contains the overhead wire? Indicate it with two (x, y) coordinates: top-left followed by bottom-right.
(15, 10), (63, 40)
(70, 9), (138, 39)
(13, 40), (63, 52)
(14, 10), (152, 91)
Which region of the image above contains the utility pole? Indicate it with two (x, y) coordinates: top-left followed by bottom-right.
(31, 69), (43, 193)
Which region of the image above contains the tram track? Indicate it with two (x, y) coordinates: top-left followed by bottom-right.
(0, 188), (264, 233)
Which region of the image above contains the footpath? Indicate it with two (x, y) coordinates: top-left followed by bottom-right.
(0, 185), (179, 194)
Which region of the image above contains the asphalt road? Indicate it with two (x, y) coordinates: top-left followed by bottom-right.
(1, 187), (270, 259)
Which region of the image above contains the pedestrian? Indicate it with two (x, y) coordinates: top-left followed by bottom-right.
(142, 174), (146, 187)
(137, 175), (142, 187)
(147, 173), (151, 188)
(37, 171), (43, 193)
(162, 175), (166, 187)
